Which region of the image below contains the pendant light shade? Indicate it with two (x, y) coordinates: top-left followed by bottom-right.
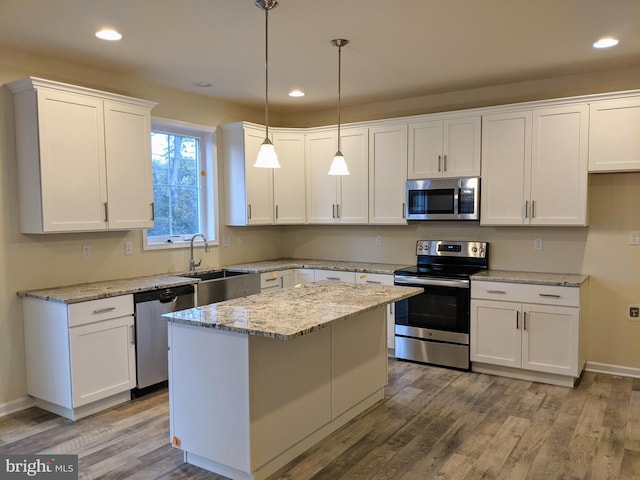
(254, 0), (281, 169)
(328, 38), (349, 176)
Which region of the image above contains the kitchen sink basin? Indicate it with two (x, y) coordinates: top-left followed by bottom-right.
(185, 270), (260, 306)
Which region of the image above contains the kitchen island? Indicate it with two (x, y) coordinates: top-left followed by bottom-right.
(163, 281), (422, 480)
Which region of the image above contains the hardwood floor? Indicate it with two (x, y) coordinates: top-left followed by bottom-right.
(1, 359), (639, 479)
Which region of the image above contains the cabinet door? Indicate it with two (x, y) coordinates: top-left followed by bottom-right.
(369, 124), (408, 224)
(442, 116), (481, 178)
(104, 101), (154, 229)
(69, 315), (136, 407)
(470, 299), (521, 368)
(521, 304), (579, 376)
(245, 127), (273, 225)
(408, 120), (443, 178)
(306, 131), (338, 223)
(293, 268), (315, 284)
(589, 97), (640, 172)
(273, 133), (305, 224)
(530, 105), (588, 226)
(35, 88), (108, 232)
(337, 127), (369, 224)
(480, 111), (532, 225)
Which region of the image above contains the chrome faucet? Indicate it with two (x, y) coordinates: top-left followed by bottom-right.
(189, 233), (210, 272)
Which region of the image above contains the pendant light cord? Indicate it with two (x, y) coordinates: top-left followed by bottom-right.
(264, 6), (270, 139)
(337, 42), (341, 152)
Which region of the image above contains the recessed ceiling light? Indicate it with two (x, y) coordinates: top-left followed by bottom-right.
(96, 28), (122, 41)
(593, 37), (619, 49)
(193, 82), (212, 88)
(289, 90), (305, 98)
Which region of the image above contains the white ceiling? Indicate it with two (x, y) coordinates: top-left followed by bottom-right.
(1, 0), (639, 115)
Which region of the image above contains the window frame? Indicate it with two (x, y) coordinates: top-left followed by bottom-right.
(143, 117), (218, 251)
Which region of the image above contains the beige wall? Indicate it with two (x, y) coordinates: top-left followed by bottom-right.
(1, 45), (639, 407)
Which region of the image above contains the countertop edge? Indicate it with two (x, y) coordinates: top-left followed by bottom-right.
(471, 270), (589, 287)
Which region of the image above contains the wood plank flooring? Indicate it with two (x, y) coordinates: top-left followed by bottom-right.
(1, 359), (639, 479)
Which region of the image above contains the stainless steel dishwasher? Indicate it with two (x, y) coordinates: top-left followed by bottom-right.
(133, 284), (195, 392)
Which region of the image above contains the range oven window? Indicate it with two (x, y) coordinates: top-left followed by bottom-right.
(395, 283), (470, 334)
(408, 189), (455, 215)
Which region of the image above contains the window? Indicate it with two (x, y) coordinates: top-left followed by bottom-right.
(144, 118), (217, 250)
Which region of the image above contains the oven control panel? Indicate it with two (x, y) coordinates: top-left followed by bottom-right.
(415, 240), (487, 258)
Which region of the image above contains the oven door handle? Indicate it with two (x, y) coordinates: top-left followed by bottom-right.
(394, 276), (469, 289)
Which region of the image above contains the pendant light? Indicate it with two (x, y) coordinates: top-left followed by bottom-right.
(254, 0), (281, 169)
(328, 38), (350, 176)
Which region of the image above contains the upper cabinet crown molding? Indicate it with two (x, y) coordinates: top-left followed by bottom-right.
(7, 77), (156, 233)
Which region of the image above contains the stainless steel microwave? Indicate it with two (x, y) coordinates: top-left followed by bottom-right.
(405, 177), (479, 221)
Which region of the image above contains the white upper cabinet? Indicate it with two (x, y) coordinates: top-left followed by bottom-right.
(273, 132), (306, 224)
(222, 123), (273, 226)
(481, 104), (588, 226)
(589, 97), (640, 172)
(369, 124), (408, 224)
(408, 115), (481, 179)
(8, 77), (156, 233)
(305, 127), (368, 224)
(222, 123), (306, 226)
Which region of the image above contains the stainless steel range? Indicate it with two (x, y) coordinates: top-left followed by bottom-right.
(394, 240), (489, 370)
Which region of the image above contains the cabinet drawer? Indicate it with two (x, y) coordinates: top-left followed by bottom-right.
(355, 272), (393, 285)
(68, 294), (134, 327)
(260, 271), (284, 289)
(315, 270), (357, 283)
(471, 281), (579, 307)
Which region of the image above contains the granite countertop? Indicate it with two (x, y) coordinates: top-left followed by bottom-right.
(471, 270), (589, 287)
(164, 281), (422, 340)
(16, 273), (205, 304)
(224, 258), (410, 275)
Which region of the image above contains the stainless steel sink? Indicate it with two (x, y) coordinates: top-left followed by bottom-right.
(185, 270), (260, 306)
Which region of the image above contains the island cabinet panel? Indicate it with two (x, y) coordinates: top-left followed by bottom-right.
(168, 306), (388, 480)
(589, 96), (640, 172)
(7, 77), (155, 233)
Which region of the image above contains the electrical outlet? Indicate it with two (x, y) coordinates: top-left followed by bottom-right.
(629, 305), (640, 320)
(124, 241), (133, 256)
(534, 238), (543, 251)
(629, 231), (640, 245)
(222, 235), (232, 247)
(375, 235), (383, 246)
(238, 236), (245, 247)
(82, 245), (91, 259)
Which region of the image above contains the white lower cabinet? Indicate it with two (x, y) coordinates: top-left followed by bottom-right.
(470, 280), (586, 387)
(355, 273), (396, 351)
(260, 270), (294, 292)
(22, 295), (136, 420)
(293, 268), (315, 285)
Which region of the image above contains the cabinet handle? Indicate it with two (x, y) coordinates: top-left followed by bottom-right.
(93, 307), (116, 314)
(104, 202), (109, 222)
(332, 204), (336, 219)
(531, 200), (536, 219)
(265, 277), (279, 282)
(523, 312), (527, 331)
(443, 154), (447, 171)
(402, 203), (406, 219)
(336, 204), (340, 218)
(275, 205), (279, 219)
(516, 310), (519, 330)
(524, 200), (529, 219)
(248, 204), (252, 219)
(365, 280), (382, 284)
(326, 277), (341, 281)
(438, 155), (442, 172)
(487, 290), (507, 294)
(539, 293), (561, 298)
(150, 202), (155, 221)
(130, 324), (136, 345)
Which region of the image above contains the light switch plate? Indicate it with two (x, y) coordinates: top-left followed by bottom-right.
(534, 238), (543, 251)
(124, 241), (133, 256)
(629, 231), (640, 245)
(82, 245), (91, 259)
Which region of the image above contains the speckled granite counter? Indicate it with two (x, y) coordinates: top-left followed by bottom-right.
(224, 258), (410, 275)
(471, 270), (588, 287)
(16, 274), (203, 303)
(164, 280), (422, 339)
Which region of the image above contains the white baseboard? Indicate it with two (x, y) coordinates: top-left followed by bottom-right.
(0, 396), (35, 417)
(585, 361), (640, 379)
